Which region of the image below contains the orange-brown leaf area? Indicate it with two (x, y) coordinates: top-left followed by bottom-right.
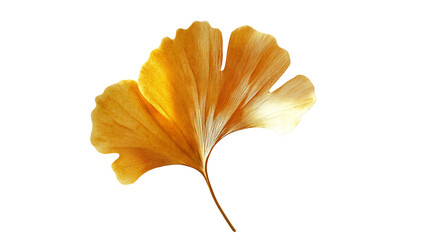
(91, 21), (315, 231)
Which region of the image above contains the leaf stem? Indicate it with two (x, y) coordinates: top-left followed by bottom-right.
(203, 171), (236, 232)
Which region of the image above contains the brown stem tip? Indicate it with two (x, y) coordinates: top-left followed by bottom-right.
(203, 172), (236, 232)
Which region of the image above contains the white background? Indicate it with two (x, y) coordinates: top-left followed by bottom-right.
(1, 0), (428, 239)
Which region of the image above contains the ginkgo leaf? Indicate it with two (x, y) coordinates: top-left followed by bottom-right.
(91, 21), (315, 232)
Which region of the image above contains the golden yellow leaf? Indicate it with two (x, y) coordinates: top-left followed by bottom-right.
(91, 21), (315, 231)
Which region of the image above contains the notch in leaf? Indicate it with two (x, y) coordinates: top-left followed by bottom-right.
(91, 21), (315, 232)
